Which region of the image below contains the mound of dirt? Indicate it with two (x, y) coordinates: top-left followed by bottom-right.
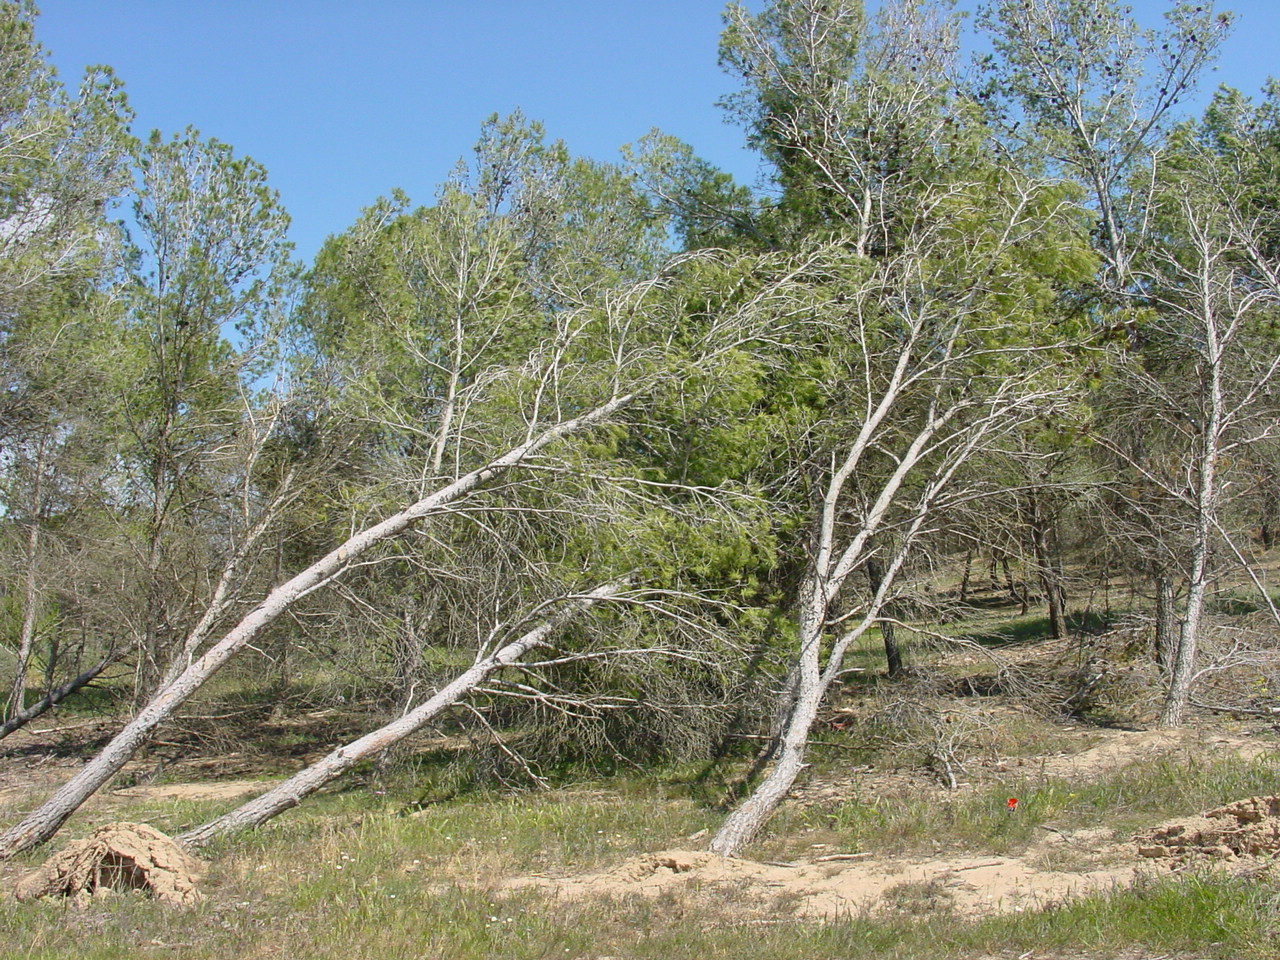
(14, 822), (204, 907)
(1136, 795), (1280, 863)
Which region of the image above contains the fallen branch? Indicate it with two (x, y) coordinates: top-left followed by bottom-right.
(0, 653), (123, 741)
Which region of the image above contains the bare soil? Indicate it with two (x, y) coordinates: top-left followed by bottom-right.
(511, 790), (1280, 921)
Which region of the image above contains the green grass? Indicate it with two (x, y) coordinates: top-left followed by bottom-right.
(5, 746), (1279, 960)
(4, 858), (1275, 960)
(759, 752), (1280, 861)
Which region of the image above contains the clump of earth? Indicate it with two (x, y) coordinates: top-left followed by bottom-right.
(15, 821), (204, 907)
(1136, 795), (1280, 863)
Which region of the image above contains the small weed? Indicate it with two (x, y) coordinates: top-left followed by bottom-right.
(882, 877), (955, 916)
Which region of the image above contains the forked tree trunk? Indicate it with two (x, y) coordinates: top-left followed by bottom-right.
(0, 396), (632, 862)
(710, 383), (997, 857)
(181, 582), (624, 846)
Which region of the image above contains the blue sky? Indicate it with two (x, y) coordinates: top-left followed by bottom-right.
(38, 1), (1279, 265)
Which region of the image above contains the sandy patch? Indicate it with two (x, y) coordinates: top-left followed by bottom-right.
(509, 841), (1138, 919)
(107, 780), (268, 802)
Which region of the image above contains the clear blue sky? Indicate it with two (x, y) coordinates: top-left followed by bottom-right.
(37, 1), (1279, 265)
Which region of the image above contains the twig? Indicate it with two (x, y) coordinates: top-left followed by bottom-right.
(29, 719), (106, 736)
(1190, 697), (1279, 717)
(1037, 824), (1079, 845)
(814, 852), (874, 863)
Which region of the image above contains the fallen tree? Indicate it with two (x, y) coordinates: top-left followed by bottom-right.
(179, 581), (627, 845)
(0, 243), (803, 861)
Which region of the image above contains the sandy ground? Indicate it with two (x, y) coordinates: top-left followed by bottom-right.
(510, 844), (1140, 919)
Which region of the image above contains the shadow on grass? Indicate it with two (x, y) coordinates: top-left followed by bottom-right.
(961, 609), (1117, 647)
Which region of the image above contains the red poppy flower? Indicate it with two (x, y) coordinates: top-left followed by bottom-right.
(1007, 797), (1019, 811)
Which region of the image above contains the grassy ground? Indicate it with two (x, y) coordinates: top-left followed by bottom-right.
(2, 744), (1278, 960)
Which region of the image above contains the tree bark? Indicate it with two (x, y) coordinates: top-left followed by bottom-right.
(1161, 279), (1223, 727)
(1025, 489), (1069, 640)
(0, 395), (632, 862)
(1260, 464), (1278, 550)
(711, 580), (827, 857)
(866, 555), (904, 678)
(180, 582), (624, 846)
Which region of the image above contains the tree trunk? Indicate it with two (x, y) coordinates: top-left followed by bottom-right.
(1154, 573), (1177, 676)
(1161, 295), (1223, 727)
(1260, 464), (1278, 550)
(0, 652), (121, 741)
(1025, 489), (1068, 640)
(866, 555), (904, 678)
(392, 605), (424, 712)
(6, 436), (47, 721)
(7, 516), (42, 720)
(0, 395), (632, 862)
(710, 582), (826, 857)
(181, 582), (623, 846)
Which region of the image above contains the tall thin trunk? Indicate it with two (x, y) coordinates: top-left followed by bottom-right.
(866, 555), (904, 678)
(1260, 464), (1278, 550)
(7, 436), (47, 721)
(1161, 284), (1223, 727)
(1026, 492), (1069, 640)
(1154, 572), (1177, 676)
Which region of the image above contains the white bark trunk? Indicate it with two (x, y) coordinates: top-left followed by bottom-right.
(180, 582), (625, 846)
(7, 436), (47, 720)
(1161, 263), (1223, 728)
